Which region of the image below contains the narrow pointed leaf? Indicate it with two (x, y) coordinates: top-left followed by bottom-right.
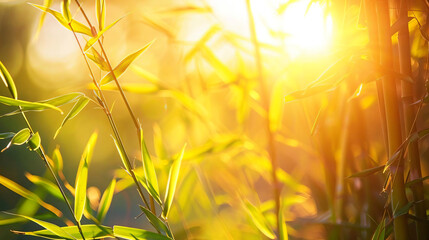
(279, 202), (288, 240)
(2, 128), (31, 152)
(86, 48), (109, 71)
(25, 173), (62, 200)
(0, 61), (17, 99)
(139, 206), (172, 238)
(30, 4), (92, 36)
(12, 224), (113, 239)
(0, 132), (14, 139)
(28, 132), (41, 151)
(140, 129), (161, 204)
(5, 212), (71, 239)
(348, 165), (384, 178)
(394, 201), (414, 218)
(97, 178), (116, 222)
(162, 144), (186, 219)
(40, 92), (84, 107)
(371, 218), (385, 240)
(35, 0), (53, 38)
(74, 132), (98, 222)
(52, 147), (64, 172)
(112, 137), (132, 173)
(96, 0), (106, 31)
(0, 96), (62, 112)
(85, 17), (122, 52)
(0, 175), (62, 217)
(113, 225), (172, 240)
(61, 0), (71, 23)
(244, 200), (275, 239)
(100, 41), (154, 85)
(54, 97), (90, 139)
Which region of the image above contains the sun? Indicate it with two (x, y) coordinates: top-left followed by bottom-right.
(279, 0), (333, 55)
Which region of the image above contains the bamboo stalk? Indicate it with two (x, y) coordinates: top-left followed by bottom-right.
(375, 0), (409, 238)
(396, 0), (427, 238)
(245, 0), (281, 235)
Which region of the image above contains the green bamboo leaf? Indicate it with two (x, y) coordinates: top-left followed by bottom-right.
(52, 147), (64, 172)
(139, 206), (172, 238)
(74, 132), (98, 222)
(100, 40), (154, 85)
(4, 212), (71, 239)
(30, 4), (92, 36)
(35, 0), (53, 38)
(405, 176), (429, 188)
(40, 92), (84, 107)
(96, 0), (106, 31)
(0, 95), (62, 113)
(348, 165), (384, 178)
(0, 175), (62, 217)
(54, 96), (90, 139)
(162, 144), (186, 219)
(28, 132), (41, 151)
(0, 60), (17, 99)
(84, 17), (122, 52)
(86, 48), (109, 71)
(96, 178), (116, 222)
(244, 200), (275, 239)
(11, 224), (113, 239)
(0, 212), (53, 226)
(113, 225), (172, 240)
(25, 172), (62, 200)
(112, 137), (132, 173)
(394, 201), (414, 218)
(61, 0), (72, 23)
(371, 218), (385, 240)
(0, 132), (14, 139)
(140, 129), (161, 204)
(2, 128), (31, 152)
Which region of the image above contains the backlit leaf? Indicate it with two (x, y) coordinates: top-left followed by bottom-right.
(52, 147), (64, 172)
(113, 225), (172, 240)
(100, 41), (154, 85)
(348, 165), (384, 178)
(35, 0), (53, 38)
(86, 48), (109, 71)
(139, 206), (172, 238)
(84, 17), (122, 51)
(0, 95), (62, 113)
(28, 132), (41, 151)
(40, 92), (84, 107)
(112, 137), (132, 173)
(2, 128), (31, 152)
(140, 129), (161, 204)
(244, 200), (275, 239)
(61, 0), (71, 23)
(12, 224), (113, 239)
(96, 0), (106, 31)
(74, 132), (98, 222)
(5, 212), (71, 239)
(54, 96), (90, 139)
(371, 218), (385, 240)
(0, 132), (14, 139)
(25, 172), (62, 200)
(30, 4), (92, 36)
(0, 175), (61, 217)
(97, 178), (116, 222)
(0, 60), (18, 99)
(279, 202), (288, 240)
(162, 144), (186, 219)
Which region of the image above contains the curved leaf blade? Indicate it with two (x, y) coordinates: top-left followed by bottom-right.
(97, 178), (116, 222)
(140, 129), (161, 204)
(113, 225), (172, 240)
(0, 60), (17, 99)
(28, 132), (41, 151)
(84, 17), (122, 52)
(74, 132), (98, 222)
(2, 128), (31, 152)
(96, 0), (106, 31)
(244, 200), (275, 239)
(54, 96), (90, 139)
(162, 144), (186, 219)
(12, 224), (113, 240)
(100, 40), (154, 85)
(0, 96), (62, 113)
(139, 206), (172, 238)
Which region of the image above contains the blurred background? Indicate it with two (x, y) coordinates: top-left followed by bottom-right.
(0, 0), (428, 239)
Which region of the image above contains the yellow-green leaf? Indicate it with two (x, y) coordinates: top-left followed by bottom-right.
(0, 95), (62, 113)
(140, 129), (161, 204)
(84, 17), (122, 52)
(0, 132), (14, 139)
(96, 0), (106, 31)
(0, 60), (17, 99)
(86, 48), (109, 71)
(5, 212), (71, 239)
(97, 178), (116, 222)
(113, 225), (172, 240)
(40, 92), (84, 107)
(162, 144), (186, 219)
(30, 4), (92, 36)
(279, 202), (288, 240)
(74, 132), (98, 222)
(12, 224), (112, 239)
(112, 137), (132, 173)
(28, 132), (41, 151)
(35, 0), (53, 38)
(139, 206), (172, 238)
(2, 128), (31, 152)
(54, 97), (90, 139)
(0, 175), (62, 217)
(61, 0), (72, 23)
(100, 41), (154, 85)
(25, 173), (62, 200)
(244, 200), (275, 239)
(52, 147), (64, 172)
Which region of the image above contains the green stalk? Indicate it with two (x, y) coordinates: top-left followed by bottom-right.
(396, 0), (427, 238)
(73, 0), (157, 215)
(245, 0), (281, 235)
(375, 0), (409, 238)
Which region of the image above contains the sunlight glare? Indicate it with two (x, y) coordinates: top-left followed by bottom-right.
(280, 0), (333, 55)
